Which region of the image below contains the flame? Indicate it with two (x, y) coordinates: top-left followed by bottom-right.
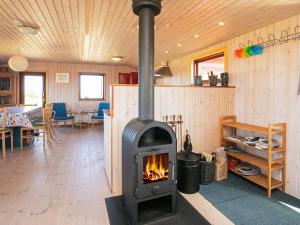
(143, 154), (168, 183)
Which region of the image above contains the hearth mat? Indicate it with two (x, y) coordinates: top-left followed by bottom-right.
(105, 193), (210, 225)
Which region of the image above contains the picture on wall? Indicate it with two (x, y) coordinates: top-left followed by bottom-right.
(56, 73), (69, 83)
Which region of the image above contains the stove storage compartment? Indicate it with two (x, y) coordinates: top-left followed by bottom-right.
(122, 119), (177, 225)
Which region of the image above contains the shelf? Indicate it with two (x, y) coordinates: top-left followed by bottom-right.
(229, 167), (283, 190)
(225, 150), (282, 171)
(223, 137), (283, 153)
(223, 121), (282, 134)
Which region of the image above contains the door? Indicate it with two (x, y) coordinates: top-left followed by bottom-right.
(19, 72), (46, 107)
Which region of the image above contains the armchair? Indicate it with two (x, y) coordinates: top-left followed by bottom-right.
(91, 102), (110, 127)
(52, 103), (74, 127)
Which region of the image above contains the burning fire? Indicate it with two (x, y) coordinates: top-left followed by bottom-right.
(143, 154), (168, 183)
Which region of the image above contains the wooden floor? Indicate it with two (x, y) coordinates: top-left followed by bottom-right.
(0, 126), (232, 225)
(0, 126), (110, 225)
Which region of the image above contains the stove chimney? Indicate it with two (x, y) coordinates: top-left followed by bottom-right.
(132, 0), (161, 121)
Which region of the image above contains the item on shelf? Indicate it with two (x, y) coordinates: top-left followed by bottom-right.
(194, 75), (203, 86)
(256, 138), (280, 149)
(243, 136), (260, 146)
(227, 157), (241, 169)
(224, 145), (244, 153)
(220, 72), (229, 86)
(226, 136), (242, 142)
(237, 164), (260, 176)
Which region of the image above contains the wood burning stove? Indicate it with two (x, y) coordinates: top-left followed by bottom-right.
(123, 120), (177, 224)
(122, 1), (177, 224)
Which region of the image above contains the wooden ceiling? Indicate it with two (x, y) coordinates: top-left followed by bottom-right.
(0, 0), (300, 67)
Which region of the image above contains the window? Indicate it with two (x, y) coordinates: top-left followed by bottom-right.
(192, 49), (227, 82)
(79, 73), (105, 100)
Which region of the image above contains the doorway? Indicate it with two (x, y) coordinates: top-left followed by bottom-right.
(19, 72), (46, 107)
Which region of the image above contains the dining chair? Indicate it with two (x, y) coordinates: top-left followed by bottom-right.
(47, 103), (55, 137)
(52, 103), (74, 127)
(0, 107), (13, 158)
(20, 106), (51, 151)
(91, 102), (110, 127)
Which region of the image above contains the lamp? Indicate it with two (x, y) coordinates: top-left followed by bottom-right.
(8, 55), (29, 72)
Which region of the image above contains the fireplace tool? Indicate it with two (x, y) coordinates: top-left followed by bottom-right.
(165, 114), (183, 151)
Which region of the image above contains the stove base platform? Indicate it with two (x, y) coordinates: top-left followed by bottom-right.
(105, 192), (210, 225)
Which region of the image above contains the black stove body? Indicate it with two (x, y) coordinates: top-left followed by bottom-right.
(122, 1), (177, 224)
(122, 119), (177, 224)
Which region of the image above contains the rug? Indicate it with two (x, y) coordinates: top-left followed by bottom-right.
(200, 173), (300, 225)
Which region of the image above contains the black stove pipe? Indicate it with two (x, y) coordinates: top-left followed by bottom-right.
(132, 0), (161, 121)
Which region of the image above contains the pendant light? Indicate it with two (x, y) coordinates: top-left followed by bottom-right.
(8, 55), (29, 72)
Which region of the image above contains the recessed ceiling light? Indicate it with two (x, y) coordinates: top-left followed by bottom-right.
(194, 34), (199, 38)
(112, 56), (123, 62)
(177, 43), (182, 47)
(218, 21), (224, 26)
(18, 26), (39, 35)
(164, 50), (169, 53)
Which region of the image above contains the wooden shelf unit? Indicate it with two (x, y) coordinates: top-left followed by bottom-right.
(220, 115), (286, 198)
(0, 71), (17, 106)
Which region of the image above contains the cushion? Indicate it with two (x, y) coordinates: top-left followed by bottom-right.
(54, 116), (74, 120)
(91, 115), (104, 120)
(32, 121), (48, 127)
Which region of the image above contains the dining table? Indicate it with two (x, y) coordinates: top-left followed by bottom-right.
(0, 106), (42, 148)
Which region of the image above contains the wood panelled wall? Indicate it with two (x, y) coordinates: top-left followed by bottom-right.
(109, 85), (234, 194)
(26, 61), (135, 111)
(157, 14), (300, 199)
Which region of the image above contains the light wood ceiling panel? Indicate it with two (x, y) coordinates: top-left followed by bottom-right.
(0, 0), (300, 67)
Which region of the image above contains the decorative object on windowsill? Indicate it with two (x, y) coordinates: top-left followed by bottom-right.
(208, 71), (218, 86)
(235, 25), (300, 59)
(194, 75), (203, 86)
(221, 72), (229, 86)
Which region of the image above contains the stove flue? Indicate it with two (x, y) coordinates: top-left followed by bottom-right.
(122, 1), (177, 224)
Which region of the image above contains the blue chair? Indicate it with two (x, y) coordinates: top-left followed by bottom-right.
(52, 103), (74, 127)
(91, 102), (110, 127)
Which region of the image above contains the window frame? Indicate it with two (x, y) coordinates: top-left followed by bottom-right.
(78, 72), (105, 101)
(191, 48), (228, 84)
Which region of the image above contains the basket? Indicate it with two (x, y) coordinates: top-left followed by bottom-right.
(199, 160), (215, 184)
